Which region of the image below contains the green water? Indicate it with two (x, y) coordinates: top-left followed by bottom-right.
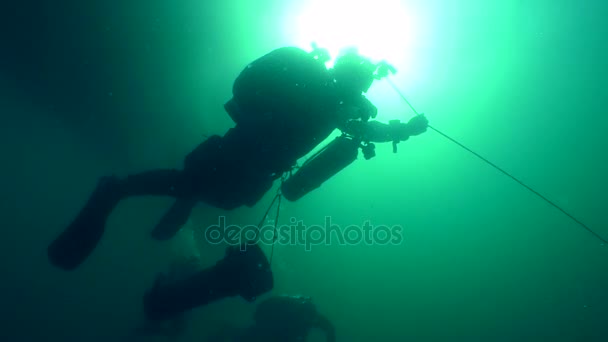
(1, 0), (606, 341)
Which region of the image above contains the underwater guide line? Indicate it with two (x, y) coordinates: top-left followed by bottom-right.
(385, 77), (608, 245)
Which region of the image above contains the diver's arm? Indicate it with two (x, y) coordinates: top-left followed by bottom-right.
(341, 120), (403, 143)
(313, 314), (336, 342)
(340, 114), (428, 143)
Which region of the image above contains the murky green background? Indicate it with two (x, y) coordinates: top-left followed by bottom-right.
(1, 0), (606, 341)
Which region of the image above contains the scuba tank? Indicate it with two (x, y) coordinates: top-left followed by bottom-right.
(281, 136), (360, 202)
(226, 46), (332, 126)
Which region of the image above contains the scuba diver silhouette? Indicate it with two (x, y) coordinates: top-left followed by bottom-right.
(141, 260), (334, 342)
(47, 45), (428, 318)
(134, 256), (200, 338)
(218, 295), (336, 342)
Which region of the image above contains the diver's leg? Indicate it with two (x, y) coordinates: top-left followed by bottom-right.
(150, 198), (198, 241)
(47, 169), (194, 270)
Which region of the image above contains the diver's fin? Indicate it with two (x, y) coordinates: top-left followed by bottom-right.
(150, 198), (197, 241)
(47, 177), (122, 270)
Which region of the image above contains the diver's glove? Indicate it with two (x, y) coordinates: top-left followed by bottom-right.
(405, 114), (429, 136)
(387, 115), (428, 141)
(388, 114), (428, 153)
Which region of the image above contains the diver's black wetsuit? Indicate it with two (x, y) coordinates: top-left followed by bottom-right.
(47, 47), (426, 270)
(118, 47), (348, 210)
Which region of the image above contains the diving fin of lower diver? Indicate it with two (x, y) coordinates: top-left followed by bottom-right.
(47, 176), (123, 270)
(150, 198), (197, 241)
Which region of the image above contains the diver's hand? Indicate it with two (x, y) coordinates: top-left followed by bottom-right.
(406, 114), (429, 136)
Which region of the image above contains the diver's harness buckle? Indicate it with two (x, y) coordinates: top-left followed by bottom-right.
(389, 119), (401, 154)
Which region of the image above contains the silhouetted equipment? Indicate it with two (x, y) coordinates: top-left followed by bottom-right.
(281, 136), (360, 202)
(226, 46), (331, 126)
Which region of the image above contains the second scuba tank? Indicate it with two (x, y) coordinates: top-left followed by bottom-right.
(281, 136), (359, 202)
